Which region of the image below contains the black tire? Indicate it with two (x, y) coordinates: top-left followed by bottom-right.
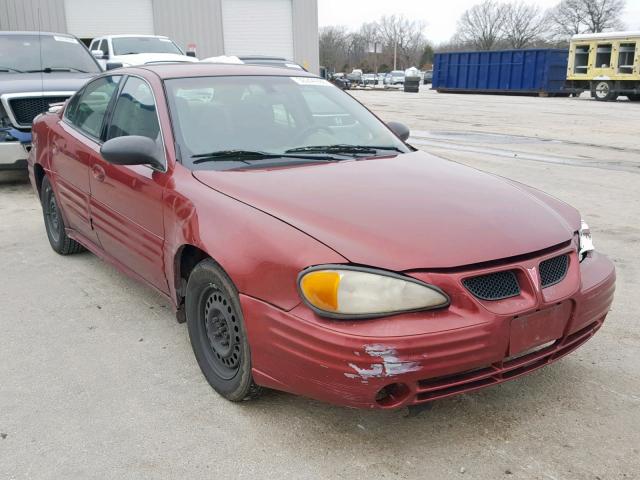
(40, 176), (85, 255)
(185, 259), (261, 401)
(593, 81), (618, 102)
(628, 94), (640, 102)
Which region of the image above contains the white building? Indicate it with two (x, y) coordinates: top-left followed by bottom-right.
(0, 0), (320, 72)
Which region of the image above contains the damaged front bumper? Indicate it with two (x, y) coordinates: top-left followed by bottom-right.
(241, 248), (616, 409)
(0, 128), (31, 170)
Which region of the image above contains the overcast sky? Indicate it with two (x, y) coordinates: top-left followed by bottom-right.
(318, 0), (640, 44)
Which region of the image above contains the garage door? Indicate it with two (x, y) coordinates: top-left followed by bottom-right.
(64, 0), (154, 39)
(222, 0), (294, 59)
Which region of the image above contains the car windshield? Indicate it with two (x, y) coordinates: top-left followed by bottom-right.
(0, 34), (101, 73)
(391, 71), (404, 77)
(112, 37), (182, 55)
(165, 75), (410, 170)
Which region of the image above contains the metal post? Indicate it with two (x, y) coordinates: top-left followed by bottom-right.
(393, 40), (397, 70)
(374, 42), (378, 75)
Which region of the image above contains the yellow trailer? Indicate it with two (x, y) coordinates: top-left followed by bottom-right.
(566, 31), (640, 101)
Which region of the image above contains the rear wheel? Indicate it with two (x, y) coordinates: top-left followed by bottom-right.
(185, 259), (260, 401)
(594, 81), (617, 102)
(40, 176), (84, 255)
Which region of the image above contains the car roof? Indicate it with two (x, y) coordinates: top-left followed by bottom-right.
(132, 62), (318, 79)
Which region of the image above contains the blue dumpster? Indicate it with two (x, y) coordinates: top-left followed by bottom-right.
(432, 49), (569, 96)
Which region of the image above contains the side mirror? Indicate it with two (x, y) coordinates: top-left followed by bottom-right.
(91, 49), (105, 59)
(106, 62), (123, 71)
(100, 136), (164, 169)
(387, 121), (410, 142)
(185, 51), (197, 58)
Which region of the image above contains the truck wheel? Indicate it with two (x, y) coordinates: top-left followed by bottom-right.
(628, 94), (640, 102)
(185, 258), (261, 402)
(594, 81), (617, 101)
(40, 176), (85, 255)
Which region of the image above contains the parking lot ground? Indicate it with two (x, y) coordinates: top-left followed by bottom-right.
(1, 90), (639, 480)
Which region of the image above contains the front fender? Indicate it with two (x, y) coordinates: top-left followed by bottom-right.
(163, 166), (346, 310)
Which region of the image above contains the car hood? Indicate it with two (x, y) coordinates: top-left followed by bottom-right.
(192, 151), (580, 270)
(114, 53), (199, 65)
(0, 72), (96, 95)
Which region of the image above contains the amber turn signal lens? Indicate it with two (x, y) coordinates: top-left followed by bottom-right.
(299, 270), (341, 312)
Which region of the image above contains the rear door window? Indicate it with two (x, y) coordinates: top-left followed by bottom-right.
(65, 75), (122, 139)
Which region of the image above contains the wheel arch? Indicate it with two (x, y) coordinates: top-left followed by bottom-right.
(173, 244), (238, 306)
(33, 163), (46, 196)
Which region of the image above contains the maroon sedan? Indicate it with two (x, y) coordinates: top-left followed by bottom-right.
(28, 64), (615, 409)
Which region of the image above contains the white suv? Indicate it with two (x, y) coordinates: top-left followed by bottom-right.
(89, 35), (198, 68)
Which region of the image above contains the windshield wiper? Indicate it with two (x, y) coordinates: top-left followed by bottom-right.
(192, 150), (339, 164)
(0, 66), (24, 73)
(27, 67), (89, 73)
(285, 144), (404, 155)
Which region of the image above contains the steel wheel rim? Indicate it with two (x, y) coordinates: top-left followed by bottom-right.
(595, 82), (609, 98)
(45, 189), (61, 243)
(200, 286), (241, 380)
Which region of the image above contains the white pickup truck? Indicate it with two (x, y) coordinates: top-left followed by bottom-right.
(88, 35), (199, 69)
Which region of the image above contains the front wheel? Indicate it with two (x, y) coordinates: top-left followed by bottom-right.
(40, 176), (85, 255)
(185, 259), (260, 401)
(594, 81), (617, 102)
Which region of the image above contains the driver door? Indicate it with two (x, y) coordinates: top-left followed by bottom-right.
(88, 76), (169, 293)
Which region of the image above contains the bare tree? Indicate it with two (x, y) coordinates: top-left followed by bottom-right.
(319, 26), (349, 72)
(549, 0), (587, 37)
(455, 0), (507, 50)
(319, 14), (433, 72)
(377, 14), (428, 69)
(502, 2), (548, 48)
(581, 0), (625, 32)
(549, 0), (625, 39)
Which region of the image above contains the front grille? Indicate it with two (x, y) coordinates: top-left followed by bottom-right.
(539, 254), (569, 288)
(8, 96), (70, 126)
(463, 270), (520, 301)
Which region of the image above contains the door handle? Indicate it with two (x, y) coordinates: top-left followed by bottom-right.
(91, 164), (105, 182)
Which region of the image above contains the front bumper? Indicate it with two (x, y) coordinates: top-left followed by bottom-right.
(0, 142), (30, 170)
(241, 248), (615, 409)
(0, 128), (31, 170)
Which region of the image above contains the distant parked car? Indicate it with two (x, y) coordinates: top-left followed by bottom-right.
(89, 35), (199, 68)
(423, 69), (433, 84)
(0, 31), (101, 171)
(347, 69), (363, 86)
(384, 70), (405, 88)
(362, 73), (378, 87)
(330, 73), (351, 90)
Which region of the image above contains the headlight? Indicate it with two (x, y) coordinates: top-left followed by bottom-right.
(298, 266), (449, 319)
(578, 220), (594, 262)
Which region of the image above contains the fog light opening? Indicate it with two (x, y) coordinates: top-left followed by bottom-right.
(375, 383), (410, 407)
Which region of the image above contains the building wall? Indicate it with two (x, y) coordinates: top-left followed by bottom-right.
(153, 0), (319, 72)
(291, 0), (319, 73)
(0, 0), (67, 32)
(0, 0), (319, 73)
(152, 0), (225, 59)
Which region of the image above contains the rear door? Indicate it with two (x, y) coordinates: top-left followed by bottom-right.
(51, 75), (122, 247)
(88, 75), (169, 293)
